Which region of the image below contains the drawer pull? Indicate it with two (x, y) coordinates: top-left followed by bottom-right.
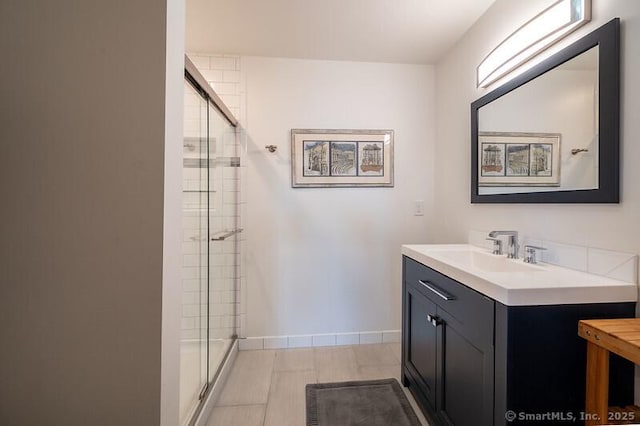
(418, 280), (457, 301)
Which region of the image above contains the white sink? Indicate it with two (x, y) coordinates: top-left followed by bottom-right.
(432, 249), (539, 273)
(401, 244), (638, 306)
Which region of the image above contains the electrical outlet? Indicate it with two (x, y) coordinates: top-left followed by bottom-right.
(414, 200), (425, 216)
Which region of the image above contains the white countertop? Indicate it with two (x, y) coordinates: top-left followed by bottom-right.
(402, 244), (638, 306)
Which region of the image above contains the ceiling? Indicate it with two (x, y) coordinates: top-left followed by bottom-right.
(186, 0), (497, 65)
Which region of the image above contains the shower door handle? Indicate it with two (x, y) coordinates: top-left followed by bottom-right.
(211, 228), (244, 241)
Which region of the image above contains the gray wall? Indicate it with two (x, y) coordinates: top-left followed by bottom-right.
(0, 1), (179, 424)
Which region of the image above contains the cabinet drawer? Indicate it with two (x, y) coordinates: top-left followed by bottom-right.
(404, 256), (494, 345)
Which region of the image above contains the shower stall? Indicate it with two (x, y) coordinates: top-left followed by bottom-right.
(180, 57), (241, 426)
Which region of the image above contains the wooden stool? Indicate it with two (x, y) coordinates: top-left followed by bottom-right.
(578, 319), (640, 426)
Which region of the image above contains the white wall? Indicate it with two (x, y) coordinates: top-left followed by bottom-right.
(433, 0), (640, 254)
(241, 57), (434, 338)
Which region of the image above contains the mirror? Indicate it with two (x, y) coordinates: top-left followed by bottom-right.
(471, 18), (619, 203)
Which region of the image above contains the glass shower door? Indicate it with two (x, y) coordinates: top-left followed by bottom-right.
(180, 58), (240, 425)
(180, 79), (209, 425)
(206, 101), (239, 382)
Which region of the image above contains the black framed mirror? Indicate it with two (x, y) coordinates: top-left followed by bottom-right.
(471, 18), (619, 203)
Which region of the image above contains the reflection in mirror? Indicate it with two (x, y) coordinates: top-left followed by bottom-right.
(471, 18), (619, 204)
(478, 47), (598, 195)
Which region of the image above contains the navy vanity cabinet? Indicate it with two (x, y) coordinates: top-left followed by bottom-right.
(437, 305), (494, 426)
(402, 256), (494, 426)
(405, 283), (438, 409)
(402, 255), (636, 426)
(494, 302), (635, 423)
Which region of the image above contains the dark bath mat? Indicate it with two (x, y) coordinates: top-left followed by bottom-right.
(306, 378), (422, 426)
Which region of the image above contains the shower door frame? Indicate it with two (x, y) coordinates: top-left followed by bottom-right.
(182, 55), (240, 426)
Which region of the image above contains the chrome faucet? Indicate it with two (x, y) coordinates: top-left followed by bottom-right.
(485, 237), (503, 255)
(488, 231), (519, 259)
(523, 245), (546, 264)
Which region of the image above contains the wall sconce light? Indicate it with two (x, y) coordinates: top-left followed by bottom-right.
(477, 0), (591, 88)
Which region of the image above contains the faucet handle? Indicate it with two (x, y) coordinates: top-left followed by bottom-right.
(486, 237), (503, 255)
(523, 245), (546, 264)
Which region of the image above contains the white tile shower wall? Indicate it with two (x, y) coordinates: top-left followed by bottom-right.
(181, 208), (205, 341)
(190, 54), (242, 121)
(183, 53), (246, 340)
(468, 230), (638, 283)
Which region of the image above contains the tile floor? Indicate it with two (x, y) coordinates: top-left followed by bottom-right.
(205, 342), (429, 426)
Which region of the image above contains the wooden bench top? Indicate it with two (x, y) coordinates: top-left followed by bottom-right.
(578, 318), (640, 365)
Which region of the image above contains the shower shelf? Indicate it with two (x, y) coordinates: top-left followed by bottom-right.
(183, 157), (241, 168)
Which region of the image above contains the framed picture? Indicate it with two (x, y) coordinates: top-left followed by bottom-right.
(291, 129), (394, 187)
(478, 132), (560, 186)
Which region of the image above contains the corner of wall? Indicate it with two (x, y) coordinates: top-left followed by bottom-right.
(161, 0), (186, 425)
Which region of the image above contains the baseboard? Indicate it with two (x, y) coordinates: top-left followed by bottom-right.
(193, 339), (239, 426)
(237, 329), (401, 350)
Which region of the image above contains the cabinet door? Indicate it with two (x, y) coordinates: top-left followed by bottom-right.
(437, 309), (494, 426)
(405, 284), (438, 409)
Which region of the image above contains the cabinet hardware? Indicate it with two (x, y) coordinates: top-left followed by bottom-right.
(418, 280), (457, 301)
(427, 314), (442, 327)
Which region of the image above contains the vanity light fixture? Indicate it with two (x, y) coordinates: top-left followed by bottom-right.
(477, 0), (591, 88)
